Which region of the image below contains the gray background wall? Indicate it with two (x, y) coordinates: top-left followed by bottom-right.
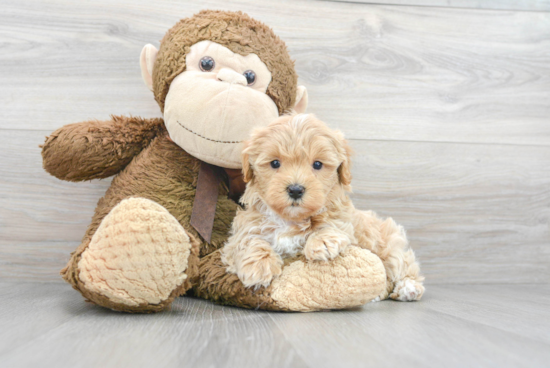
(1, 0), (549, 284)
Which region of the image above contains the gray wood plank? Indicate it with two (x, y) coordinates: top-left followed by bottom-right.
(1, 0), (549, 146)
(0, 282), (94, 356)
(1, 282), (549, 368)
(1, 130), (549, 284)
(268, 288), (550, 368)
(0, 282), (308, 368)
(323, 0), (550, 12)
(421, 284), (550, 344)
(350, 139), (550, 284)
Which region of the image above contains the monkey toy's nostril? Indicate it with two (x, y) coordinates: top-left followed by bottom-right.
(287, 184), (305, 200)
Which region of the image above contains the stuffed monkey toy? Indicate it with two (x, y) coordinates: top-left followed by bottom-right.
(42, 10), (386, 313)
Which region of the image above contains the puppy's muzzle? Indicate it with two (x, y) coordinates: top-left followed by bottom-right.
(287, 184), (305, 200)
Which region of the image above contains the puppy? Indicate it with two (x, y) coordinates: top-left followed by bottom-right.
(222, 114), (424, 301)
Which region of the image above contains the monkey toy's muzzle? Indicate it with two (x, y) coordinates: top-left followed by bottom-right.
(164, 71), (279, 169)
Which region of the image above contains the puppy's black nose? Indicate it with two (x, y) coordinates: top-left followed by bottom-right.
(287, 184), (305, 200)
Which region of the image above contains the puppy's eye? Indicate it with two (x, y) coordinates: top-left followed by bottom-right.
(313, 161), (323, 170)
(199, 56), (215, 72)
(270, 160), (281, 169)
(243, 70), (256, 85)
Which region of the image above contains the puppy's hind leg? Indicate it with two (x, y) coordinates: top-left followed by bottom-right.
(381, 218), (425, 302)
(353, 210), (425, 301)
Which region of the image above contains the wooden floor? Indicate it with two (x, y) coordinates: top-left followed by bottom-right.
(0, 281), (548, 368)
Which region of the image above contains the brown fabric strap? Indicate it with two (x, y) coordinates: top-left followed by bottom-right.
(190, 162), (222, 244)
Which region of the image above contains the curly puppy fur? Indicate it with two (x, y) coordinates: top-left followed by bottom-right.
(222, 114), (425, 300)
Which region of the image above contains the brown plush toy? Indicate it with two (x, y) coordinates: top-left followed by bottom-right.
(41, 10), (386, 313)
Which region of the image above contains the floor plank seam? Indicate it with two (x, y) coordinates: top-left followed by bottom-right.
(266, 313), (319, 368)
(420, 304), (550, 347)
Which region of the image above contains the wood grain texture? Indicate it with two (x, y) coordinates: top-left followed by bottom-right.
(0, 130), (111, 243)
(1, 0), (549, 145)
(1, 130), (549, 283)
(0, 282), (308, 368)
(0, 282), (549, 368)
(324, 0), (550, 11)
(268, 284), (550, 368)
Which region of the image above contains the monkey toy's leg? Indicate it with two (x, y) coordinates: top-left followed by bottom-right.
(194, 246), (387, 312)
(353, 210), (425, 302)
(61, 197), (200, 313)
(62, 197), (387, 312)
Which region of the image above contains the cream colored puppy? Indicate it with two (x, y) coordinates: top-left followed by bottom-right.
(222, 114), (424, 301)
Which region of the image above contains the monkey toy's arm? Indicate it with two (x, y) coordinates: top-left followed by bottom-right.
(41, 115), (164, 182)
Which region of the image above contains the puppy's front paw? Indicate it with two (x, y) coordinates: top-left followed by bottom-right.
(237, 245), (283, 289)
(390, 278), (425, 301)
(304, 229), (351, 262)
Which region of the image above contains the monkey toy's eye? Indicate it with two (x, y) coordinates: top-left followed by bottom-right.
(313, 161), (323, 170)
(199, 56), (215, 72)
(243, 70), (256, 85)
(270, 160), (281, 169)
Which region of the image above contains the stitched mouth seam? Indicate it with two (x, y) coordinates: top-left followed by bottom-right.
(176, 121), (241, 144)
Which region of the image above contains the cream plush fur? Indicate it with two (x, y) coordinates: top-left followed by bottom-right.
(270, 246), (386, 311)
(222, 114), (425, 301)
(78, 198), (193, 306)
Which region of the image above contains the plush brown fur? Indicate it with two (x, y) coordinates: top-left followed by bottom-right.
(153, 10), (297, 114)
(41, 116), (164, 182)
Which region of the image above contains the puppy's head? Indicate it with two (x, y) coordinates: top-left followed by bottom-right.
(242, 114), (352, 221)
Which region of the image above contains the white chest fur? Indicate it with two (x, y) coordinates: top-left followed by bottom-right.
(272, 232), (307, 258)
(259, 209), (310, 258)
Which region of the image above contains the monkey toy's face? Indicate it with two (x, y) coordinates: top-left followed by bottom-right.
(140, 40), (307, 169)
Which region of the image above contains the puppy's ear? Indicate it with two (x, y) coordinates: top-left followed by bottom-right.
(241, 145), (254, 183)
(337, 134), (353, 191)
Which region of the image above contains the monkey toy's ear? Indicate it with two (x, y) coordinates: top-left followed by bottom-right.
(294, 85), (308, 114)
(140, 44), (159, 91)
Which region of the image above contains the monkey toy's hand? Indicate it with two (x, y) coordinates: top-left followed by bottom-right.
(41, 116), (164, 182)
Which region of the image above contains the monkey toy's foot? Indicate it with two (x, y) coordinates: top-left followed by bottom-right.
(269, 247), (387, 311)
(196, 246), (387, 312)
(71, 197), (198, 313)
